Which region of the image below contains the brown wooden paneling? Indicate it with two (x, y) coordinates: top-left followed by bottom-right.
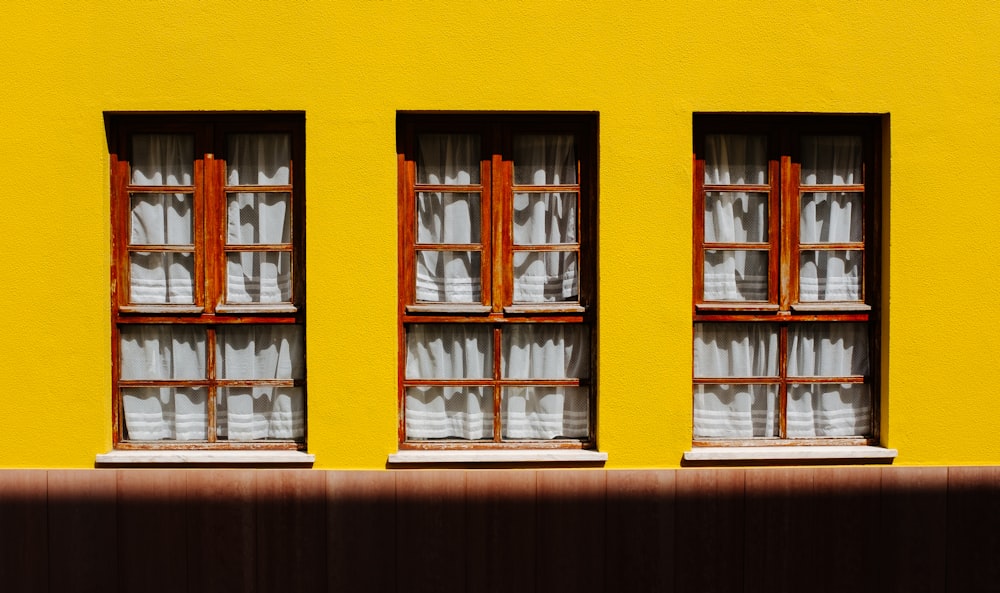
(327, 471), (397, 593)
(605, 470), (675, 593)
(0, 470), (48, 593)
(536, 470), (606, 593)
(675, 468), (745, 593)
(185, 470), (257, 593)
(946, 466), (1000, 593)
(255, 470), (327, 593)
(880, 466), (948, 593)
(465, 470), (538, 593)
(116, 469), (188, 593)
(396, 470), (467, 593)
(813, 467), (882, 592)
(47, 470), (118, 593)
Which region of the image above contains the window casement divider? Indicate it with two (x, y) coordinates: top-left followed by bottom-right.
(493, 153), (508, 312)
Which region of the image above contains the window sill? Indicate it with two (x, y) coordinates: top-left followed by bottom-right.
(388, 449), (607, 465)
(683, 446), (897, 465)
(95, 450), (315, 467)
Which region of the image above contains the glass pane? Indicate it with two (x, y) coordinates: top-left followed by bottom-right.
(703, 249), (768, 301)
(226, 252), (292, 303)
(130, 193), (193, 245)
(513, 192), (578, 245)
(405, 324), (492, 379)
(799, 250), (862, 301)
(129, 252), (194, 304)
(704, 134), (767, 185)
(415, 250), (481, 303)
(405, 386), (493, 440)
(227, 133), (290, 185)
(417, 134), (480, 185)
(704, 192), (767, 243)
(122, 387), (207, 441)
(788, 383), (871, 437)
(693, 384), (778, 438)
(217, 387), (304, 440)
(131, 134), (194, 186)
(694, 323), (778, 378)
(416, 192), (481, 244)
(788, 323), (869, 377)
(800, 192), (863, 243)
(502, 386), (589, 439)
(801, 135), (862, 185)
(513, 134), (576, 185)
(227, 192), (291, 244)
(512, 251), (578, 303)
(120, 325), (206, 380)
(503, 324), (589, 379)
(216, 325), (304, 379)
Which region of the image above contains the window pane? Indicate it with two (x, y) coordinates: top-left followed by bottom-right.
(227, 133), (290, 185)
(788, 384), (871, 437)
(704, 134), (767, 185)
(226, 252), (292, 303)
(694, 323), (778, 378)
(703, 250), (768, 301)
(415, 250), (482, 303)
(800, 135), (862, 185)
(227, 192), (290, 245)
(405, 386), (493, 440)
(122, 387), (207, 441)
(512, 251), (578, 303)
(788, 323), (869, 377)
(130, 193), (193, 245)
(416, 192), (481, 244)
(217, 387), (304, 440)
(131, 134), (194, 186)
(129, 252), (194, 304)
(216, 325), (304, 379)
(514, 134), (576, 185)
(405, 324), (492, 379)
(800, 192), (862, 243)
(503, 324), (589, 379)
(502, 386), (589, 439)
(513, 192), (577, 245)
(694, 384), (779, 438)
(417, 134), (480, 185)
(704, 191), (768, 243)
(799, 250), (862, 301)
(120, 325), (206, 380)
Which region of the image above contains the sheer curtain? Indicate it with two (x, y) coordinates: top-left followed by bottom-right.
(227, 134), (292, 303)
(703, 135), (768, 301)
(129, 134), (195, 304)
(799, 136), (863, 301)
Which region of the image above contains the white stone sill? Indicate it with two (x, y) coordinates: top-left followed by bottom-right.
(388, 449), (608, 465)
(95, 450), (315, 466)
(683, 446), (897, 463)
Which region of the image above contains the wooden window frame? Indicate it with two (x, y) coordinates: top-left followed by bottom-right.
(693, 113), (883, 447)
(397, 113), (598, 450)
(107, 112), (306, 450)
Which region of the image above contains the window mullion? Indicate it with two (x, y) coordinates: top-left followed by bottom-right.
(779, 156), (798, 310)
(202, 154), (222, 312)
(206, 326), (217, 443)
(491, 153), (508, 311)
(778, 323), (789, 439)
(492, 324), (503, 442)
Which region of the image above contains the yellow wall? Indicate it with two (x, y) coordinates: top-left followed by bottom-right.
(1, 1), (999, 468)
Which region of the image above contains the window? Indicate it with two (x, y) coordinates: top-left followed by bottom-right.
(397, 113), (597, 449)
(108, 113), (306, 450)
(692, 114), (882, 445)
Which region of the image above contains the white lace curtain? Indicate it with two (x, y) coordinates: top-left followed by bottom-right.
(694, 323), (871, 438)
(120, 325), (304, 441)
(405, 324), (589, 440)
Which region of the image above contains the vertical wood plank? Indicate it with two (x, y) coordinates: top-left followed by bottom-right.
(812, 467), (882, 593)
(186, 470), (257, 593)
(946, 466), (1000, 593)
(0, 470), (48, 593)
(605, 470), (674, 593)
(395, 470), (467, 593)
(465, 470), (537, 593)
(116, 470), (188, 593)
(675, 468), (745, 593)
(327, 471), (397, 593)
(256, 470), (327, 593)
(536, 470), (606, 593)
(47, 470), (117, 593)
(880, 466), (948, 593)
